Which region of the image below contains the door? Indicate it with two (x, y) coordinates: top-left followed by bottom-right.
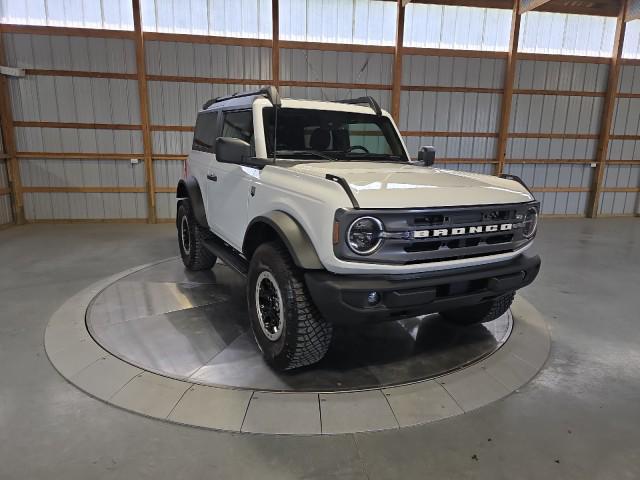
(207, 109), (256, 250)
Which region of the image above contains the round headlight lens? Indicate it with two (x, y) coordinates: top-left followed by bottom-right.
(522, 207), (538, 238)
(347, 216), (383, 255)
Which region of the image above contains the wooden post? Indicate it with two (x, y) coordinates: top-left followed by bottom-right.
(272, 0), (280, 87)
(495, 0), (522, 176)
(132, 0), (156, 223)
(0, 34), (25, 224)
(588, 0), (628, 218)
(391, 0), (405, 123)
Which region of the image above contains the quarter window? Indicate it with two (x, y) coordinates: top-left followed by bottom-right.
(221, 110), (254, 146)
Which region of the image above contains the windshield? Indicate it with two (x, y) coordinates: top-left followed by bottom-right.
(262, 107), (408, 162)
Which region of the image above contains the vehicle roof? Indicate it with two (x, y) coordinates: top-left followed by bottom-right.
(201, 94), (388, 117)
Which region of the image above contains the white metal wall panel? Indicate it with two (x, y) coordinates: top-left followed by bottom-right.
(8, 76), (141, 124)
(141, 0), (272, 38)
(622, 19), (640, 59)
(515, 60), (609, 92)
(20, 158), (147, 220)
(0, 0), (134, 29)
(279, 0), (396, 45)
(281, 49), (393, 85)
(403, 56), (505, 89)
(519, 12), (616, 57)
(4, 33), (136, 73)
(404, 4), (511, 52)
(618, 65), (640, 94)
(403, 135), (498, 163)
(14, 127), (143, 154)
(145, 41), (272, 79)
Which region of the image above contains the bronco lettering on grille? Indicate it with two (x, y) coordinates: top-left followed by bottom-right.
(413, 223), (513, 239)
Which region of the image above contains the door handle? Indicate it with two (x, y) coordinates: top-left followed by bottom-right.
(207, 174), (217, 181)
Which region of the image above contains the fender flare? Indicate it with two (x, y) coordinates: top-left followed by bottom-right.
(176, 176), (208, 228)
(244, 212), (324, 270)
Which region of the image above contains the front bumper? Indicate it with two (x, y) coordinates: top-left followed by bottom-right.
(304, 254), (541, 325)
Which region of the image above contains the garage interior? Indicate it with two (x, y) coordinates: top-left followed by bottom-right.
(1, 0), (639, 479)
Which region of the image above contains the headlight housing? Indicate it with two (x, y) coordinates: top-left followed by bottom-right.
(347, 216), (383, 255)
(522, 207), (538, 238)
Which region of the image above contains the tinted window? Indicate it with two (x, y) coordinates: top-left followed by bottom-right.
(221, 110), (254, 147)
(192, 111), (219, 153)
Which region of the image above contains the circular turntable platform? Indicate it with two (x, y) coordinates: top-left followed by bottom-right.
(45, 258), (550, 435)
(86, 258), (512, 392)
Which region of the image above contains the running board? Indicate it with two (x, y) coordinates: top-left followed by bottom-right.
(202, 236), (249, 277)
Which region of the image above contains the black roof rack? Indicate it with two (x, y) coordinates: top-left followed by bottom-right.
(202, 86), (281, 110)
(336, 96), (382, 116)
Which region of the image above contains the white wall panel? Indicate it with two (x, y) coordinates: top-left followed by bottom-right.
(141, 0), (272, 38)
(281, 49), (393, 85)
(1, 0), (134, 29)
(403, 136), (497, 161)
(519, 12), (616, 57)
(4, 33), (136, 73)
(404, 4), (511, 52)
(154, 159), (183, 219)
(9, 77), (141, 124)
(403, 56), (505, 89)
(14, 128), (143, 153)
(515, 61), (609, 92)
(23, 192), (147, 220)
(145, 41), (271, 79)
(280, 0), (396, 45)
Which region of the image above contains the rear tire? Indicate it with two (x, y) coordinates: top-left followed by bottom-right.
(247, 242), (333, 371)
(440, 291), (515, 326)
(177, 201), (217, 271)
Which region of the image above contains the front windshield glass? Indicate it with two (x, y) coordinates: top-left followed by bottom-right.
(262, 107), (408, 162)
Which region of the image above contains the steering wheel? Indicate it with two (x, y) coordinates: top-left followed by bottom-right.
(348, 145), (370, 153)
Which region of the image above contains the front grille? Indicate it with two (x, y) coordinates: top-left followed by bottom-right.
(335, 202), (538, 265)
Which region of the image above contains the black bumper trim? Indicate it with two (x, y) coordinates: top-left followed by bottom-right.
(304, 254), (541, 325)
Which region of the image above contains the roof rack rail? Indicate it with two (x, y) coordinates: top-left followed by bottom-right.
(202, 86), (281, 110)
(336, 96), (382, 116)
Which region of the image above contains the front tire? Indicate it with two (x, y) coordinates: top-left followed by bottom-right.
(440, 291), (515, 326)
(177, 201), (217, 271)
(247, 242), (333, 371)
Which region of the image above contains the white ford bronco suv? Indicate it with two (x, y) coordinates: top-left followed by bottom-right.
(176, 87), (541, 371)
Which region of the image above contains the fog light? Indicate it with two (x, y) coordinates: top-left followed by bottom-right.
(367, 291), (380, 306)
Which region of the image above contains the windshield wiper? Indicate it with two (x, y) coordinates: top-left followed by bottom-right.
(274, 150), (336, 161)
(335, 152), (405, 162)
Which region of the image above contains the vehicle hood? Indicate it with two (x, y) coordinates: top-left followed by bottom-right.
(286, 162), (534, 208)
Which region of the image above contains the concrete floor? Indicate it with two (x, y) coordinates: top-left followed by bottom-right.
(0, 219), (639, 479)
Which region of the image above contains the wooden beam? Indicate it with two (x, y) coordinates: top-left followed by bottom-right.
(22, 186), (145, 193)
(588, 0), (628, 218)
(391, 0), (405, 123)
(401, 131), (498, 137)
(520, 0), (553, 14)
(25, 69), (137, 80)
(402, 85), (502, 94)
(516, 52), (611, 65)
(0, 24), (135, 39)
(143, 31), (271, 47)
(495, 0), (522, 176)
(14, 121), (141, 130)
(16, 152), (142, 159)
(402, 47), (507, 59)
(147, 74), (265, 85)
(280, 80), (391, 90)
(132, 0), (156, 223)
(279, 40), (393, 54)
(0, 34), (24, 224)
(272, 0), (280, 88)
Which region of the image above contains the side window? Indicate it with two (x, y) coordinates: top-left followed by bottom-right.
(221, 110), (254, 149)
(192, 111), (219, 153)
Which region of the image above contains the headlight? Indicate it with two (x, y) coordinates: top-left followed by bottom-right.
(522, 207), (538, 238)
(347, 216), (383, 255)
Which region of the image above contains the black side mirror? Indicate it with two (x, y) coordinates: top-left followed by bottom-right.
(216, 137), (251, 164)
(418, 146), (436, 166)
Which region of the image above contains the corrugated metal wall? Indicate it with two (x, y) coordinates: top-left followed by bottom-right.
(3, 32), (147, 220)
(146, 40), (272, 220)
(279, 0), (396, 45)
(400, 55), (504, 176)
(601, 64), (640, 216)
(504, 60), (609, 215)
